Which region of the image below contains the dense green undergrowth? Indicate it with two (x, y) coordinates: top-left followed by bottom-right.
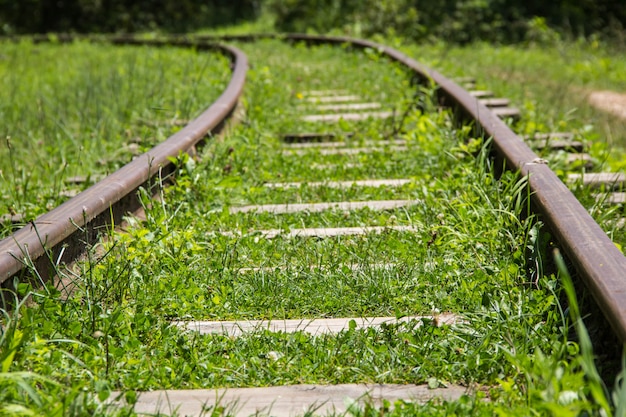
(398, 40), (626, 248)
(0, 39), (231, 237)
(402, 40), (626, 151)
(2, 39), (625, 416)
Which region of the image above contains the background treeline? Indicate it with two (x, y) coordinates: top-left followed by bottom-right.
(267, 0), (626, 43)
(0, 0), (260, 34)
(1, 0), (625, 43)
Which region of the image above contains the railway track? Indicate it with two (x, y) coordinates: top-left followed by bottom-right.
(2, 34), (626, 415)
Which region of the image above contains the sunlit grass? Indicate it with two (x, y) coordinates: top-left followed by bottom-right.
(0, 39), (231, 236)
(2, 38), (623, 416)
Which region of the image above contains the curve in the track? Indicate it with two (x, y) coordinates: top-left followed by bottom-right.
(1, 33), (625, 344)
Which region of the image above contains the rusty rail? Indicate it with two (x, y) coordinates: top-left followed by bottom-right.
(199, 33), (626, 342)
(0, 37), (248, 287)
(2, 33), (625, 344)
(286, 33), (626, 342)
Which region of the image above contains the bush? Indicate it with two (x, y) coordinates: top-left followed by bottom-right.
(267, 0), (626, 44)
(0, 0), (260, 34)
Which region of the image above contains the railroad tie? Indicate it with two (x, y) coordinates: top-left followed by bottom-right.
(565, 153), (594, 169)
(311, 102), (382, 111)
(263, 178), (412, 189)
(255, 225), (418, 239)
(112, 383), (470, 417)
(490, 107), (521, 121)
(302, 111), (394, 122)
(479, 98), (510, 107)
(599, 192), (626, 205)
(305, 94), (362, 103)
(569, 173), (626, 207)
(0, 213), (25, 224)
(282, 138), (406, 149)
(281, 132), (345, 143)
(529, 139), (585, 152)
(282, 141), (347, 149)
(528, 132), (575, 141)
(310, 162), (359, 169)
(567, 172), (626, 189)
(230, 200), (418, 214)
(282, 145), (408, 156)
(469, 90), (494, 98)
(525, 132), (581, 151)
(175, 314), (461, 337)
(236, 263), (397, 273)
(303, 89), (349, 96)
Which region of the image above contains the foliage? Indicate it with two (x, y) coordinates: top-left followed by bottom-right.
(0, 0), (261, 34)
(267, 0), (626, 44)
(0, 40), (230, 236)
(2, 39), (623, 415)
(2, 0), (625, 42)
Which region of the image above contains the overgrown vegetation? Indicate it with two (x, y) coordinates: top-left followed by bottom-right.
(0, 0), (261, 34)
(3, 0), (625, 46)
(267, 0), (626, 44)
(0, 39), (230, 236)
(2, 38), (624, 415)
(1, 2), (626, 415)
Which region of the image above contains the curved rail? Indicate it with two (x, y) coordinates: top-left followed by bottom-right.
(285, 33), (626, 341)
(0, 38), (248, 287)
(198, 32), (626, 341)
(2, 34), (625, 343)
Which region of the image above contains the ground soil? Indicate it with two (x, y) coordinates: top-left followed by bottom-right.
(587, 90), (626, 120)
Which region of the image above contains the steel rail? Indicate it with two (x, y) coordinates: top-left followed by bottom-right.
(285, 34), (626, 342)
(2, 34), (625, 343)
(0, 37), (248, 287)
(199, 33), (626, 342)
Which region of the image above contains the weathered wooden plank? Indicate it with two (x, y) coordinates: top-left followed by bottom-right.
(302, 111), (393, 122)
(469, 90), (494, 98)
(479, 98), (510, 107)
(113, 383), (470, 417)
(312, 102), (382, 111)
(176, 314), (461, 336)
(311, 162), (359, 169)
(281, 133), (343, 143)
(282, 139), (406, 149)
(530, 139), (585, 152)
(283, 141), (347, 148)
(304, 89), (349, 96)
(236, 263), (397, 273)
(264, 179), (412, 189)
(491, 107), (521, 120)
(527, 132), (575, 141)
(568, 173), (626, 188)
(600, 192), (626, 205)
(305, 95), (361, 103)
(283, 145), (408, 156)
(230, 200), (418, 214)
(258, 225), (418, 238)
(565, 153), (594, 169)
(0, 214), (25, 224)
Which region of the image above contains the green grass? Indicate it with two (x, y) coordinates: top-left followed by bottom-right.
(0, 39), (231, 237)
(394, 39), (626, 249)
(401, 40), (626, 163)
(2, 37), (625, 416)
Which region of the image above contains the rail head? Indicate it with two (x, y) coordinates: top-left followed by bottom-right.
(324, 33), (626, 342)
(232, 32), (626, 342)
(2, 33), (625, 343)
(0, 38), (248, 287)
